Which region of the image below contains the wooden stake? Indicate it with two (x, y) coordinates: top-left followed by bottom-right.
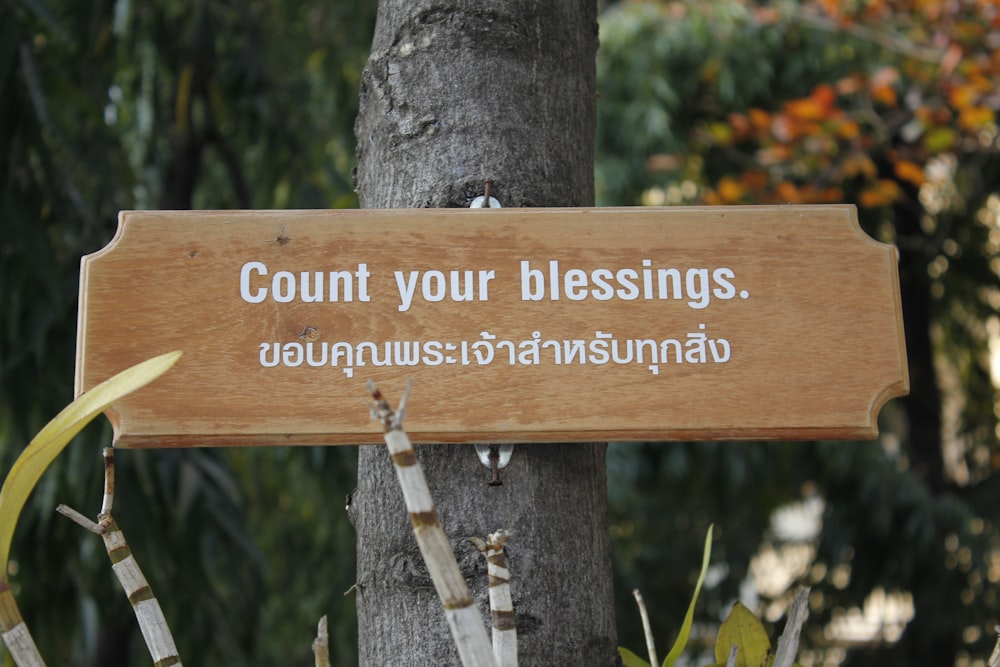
(471, 531), (517, 667)
(366, 381), (496, 667)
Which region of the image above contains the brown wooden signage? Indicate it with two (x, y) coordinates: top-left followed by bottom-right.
(75, 206), (908, 447)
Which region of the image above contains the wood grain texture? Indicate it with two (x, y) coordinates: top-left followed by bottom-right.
(75, 205), (908, 448)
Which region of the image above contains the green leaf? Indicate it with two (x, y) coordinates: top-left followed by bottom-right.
(922, 126), (958, 154)
(619, 646), (652, 667)
(662, 524), (714, 667)
(714, 602), (771, 667)
(0, 350), (182, 573)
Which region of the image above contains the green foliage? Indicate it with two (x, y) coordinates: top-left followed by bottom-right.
(711, 603), (772, 667)
(599, 2), (1000, 666)
(618, 530), (809, 667)
(618, 525), (713, 667)
(2, 1), (375, 664)
(0, 351), (181, 580)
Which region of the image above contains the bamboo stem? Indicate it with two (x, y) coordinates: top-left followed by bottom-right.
(471, 531), (517, 667)
(988, 626), (999, 667)
(631, 589), (658, 667)
(772, 587), (810, 667)
(312, 615), (330, 667)
(0, 578), (45, 667)
(58, 449), (183, 667)
(724, 644), (739, 667)
(366, 381), (496, 667)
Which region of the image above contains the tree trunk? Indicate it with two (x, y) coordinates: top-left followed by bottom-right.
(351, 2), (618, 665)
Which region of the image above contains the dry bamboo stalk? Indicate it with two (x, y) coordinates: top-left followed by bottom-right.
(470, 531), (517, 667)
(771, 587), (810, 667)
(0, 580), (45, 667)
(57, 448), (183, 667)
(631, 588), (658, 667)
(366, 381), (496, 667)
(989, 626), (1000, 667)
(312, 615), (330, 667)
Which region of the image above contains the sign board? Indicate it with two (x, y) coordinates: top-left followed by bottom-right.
(75, 206), (908, 447)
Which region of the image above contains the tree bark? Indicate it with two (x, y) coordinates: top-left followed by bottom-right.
(352, 2), (618, 665)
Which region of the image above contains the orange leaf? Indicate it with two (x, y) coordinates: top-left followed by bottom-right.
(748, 109), (771, 131)
(819, 0), (841, 18)
(728, 113), (752, 141)
(859, 180), (903, 208)
(836, 74), (866, 95)
(959, 106), (994, 131)
(757, 145), (793, 165)
(949, 84), (979, 110)
(869, 67), (900, 106)
(871, 84), (898, 107)
(742, 170), (769, 191)
(869, 66), (900, 90)
(841, 153), (878, 179)
(775, 181), (802, 203)
(784, 97), (827, 122)
(894, 160), (926, 187)
(836, 118), (861, 140)
(716, 178), (747, 204)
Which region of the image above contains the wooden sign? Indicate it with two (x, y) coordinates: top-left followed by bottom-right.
(75, 206), (908, 447)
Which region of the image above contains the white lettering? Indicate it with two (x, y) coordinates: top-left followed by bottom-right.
(272, 271), (296, 303)
(241, 261), (370, 304)
(520, 261), (545, 301)
(356, 263), (371, 302)
(516, 259), (741, 309)
(395, 271), (419, 312)
(423, 270), (446, 302)
(686, 268), (710, 309)
(240, 261), (267, 303)
(565, 269), (589, 301)
(478, 269), (496, 300)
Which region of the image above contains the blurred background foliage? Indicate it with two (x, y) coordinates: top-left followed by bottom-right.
(2, 1), (373, 664)
(2, 0), (998, 665)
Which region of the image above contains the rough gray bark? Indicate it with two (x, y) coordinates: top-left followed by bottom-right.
(353, 1), (597, 208)
(351, 2), (618, 665)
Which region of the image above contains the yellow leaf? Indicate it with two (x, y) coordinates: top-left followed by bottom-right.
(0, 351), (182, 573)
(619, 647), (652, 667)
(959, 106), (994, 132)
(715, 602), (771, 667)
(708, 122), (735, 144)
